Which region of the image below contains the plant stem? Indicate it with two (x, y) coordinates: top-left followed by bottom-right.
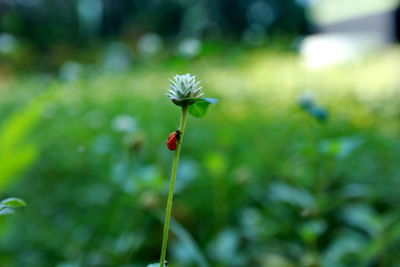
(159, 105), (188, 267)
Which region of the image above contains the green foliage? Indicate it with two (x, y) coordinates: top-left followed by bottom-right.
(0, 97), (45, 191)
(1, 49), (400, 266)
(188, 98), (218, 118)
(0, 0), (308, 52)
(1, 198), (26, 208)
(0, 197), (26, 215)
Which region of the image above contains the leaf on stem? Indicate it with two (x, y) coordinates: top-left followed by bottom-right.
(1, 197), (26, 208)
(187, 98), (219, 118)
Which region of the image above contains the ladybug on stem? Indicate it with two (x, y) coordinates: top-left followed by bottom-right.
(167, 130), (181, 151)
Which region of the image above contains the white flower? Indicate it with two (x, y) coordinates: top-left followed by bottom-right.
(167, 73), (203, 106)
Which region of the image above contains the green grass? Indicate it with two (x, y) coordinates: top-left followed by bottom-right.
(1, 47), (400, 266)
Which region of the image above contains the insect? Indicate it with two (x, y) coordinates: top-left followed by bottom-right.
(167, 130), (181, 151)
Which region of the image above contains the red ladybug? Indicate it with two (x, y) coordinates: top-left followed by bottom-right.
(167, 130), (181, 151)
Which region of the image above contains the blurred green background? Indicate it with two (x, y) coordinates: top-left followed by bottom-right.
(1, 0), (400, 266)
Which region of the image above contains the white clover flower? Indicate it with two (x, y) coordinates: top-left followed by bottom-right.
(167, 73), (203, 106)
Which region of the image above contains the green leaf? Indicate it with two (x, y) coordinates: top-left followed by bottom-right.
(189, 101), (211, 118)
(1, 197), (26, 208)
(184, 97), (219, 104)
(172, 97), (218, 108)
(187, 98), (218, 118)
(0, 207), (14, 215)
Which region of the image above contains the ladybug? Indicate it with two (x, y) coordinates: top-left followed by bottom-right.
(167, 130), (181, 151)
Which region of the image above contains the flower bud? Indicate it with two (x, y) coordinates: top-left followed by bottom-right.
(167, 73), (203, 106)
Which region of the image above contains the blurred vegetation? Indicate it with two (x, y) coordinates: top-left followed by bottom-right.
(0, 45), (400, 266)
(0, 0), (309, 44)
(0, 0), (310, 71)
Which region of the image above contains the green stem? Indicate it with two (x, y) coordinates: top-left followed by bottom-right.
(159, 105), (189, 267)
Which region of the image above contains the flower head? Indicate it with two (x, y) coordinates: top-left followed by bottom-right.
(167, 73), (203, 106)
